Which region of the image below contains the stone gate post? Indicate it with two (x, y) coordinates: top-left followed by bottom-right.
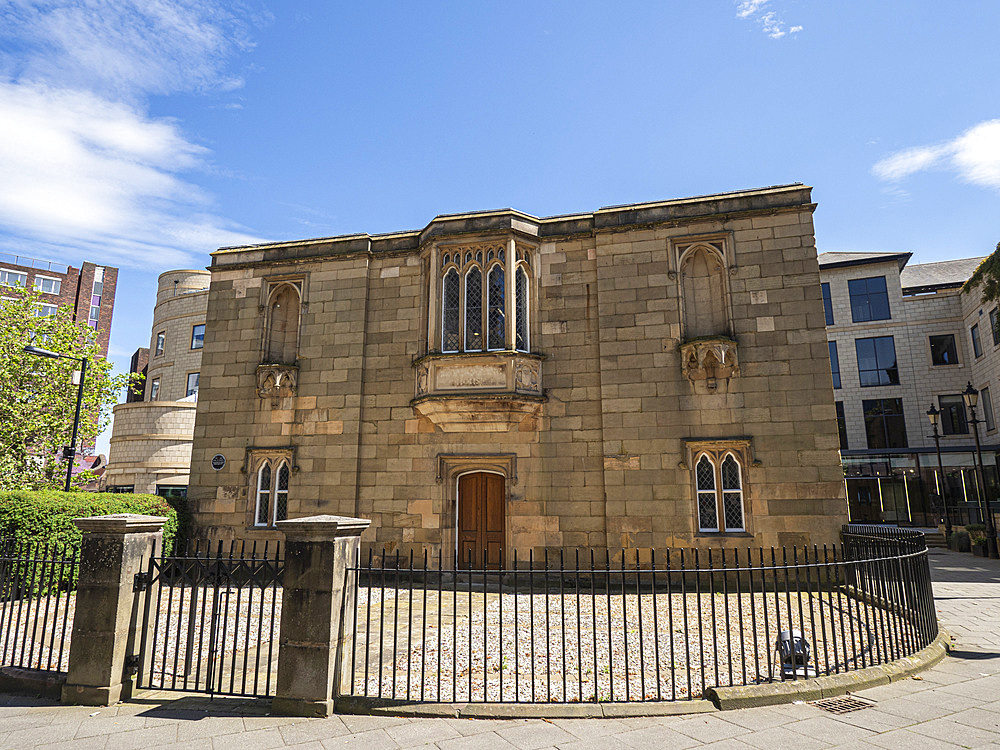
(272, 514), (370, 717)
(61, 514), (167, 706)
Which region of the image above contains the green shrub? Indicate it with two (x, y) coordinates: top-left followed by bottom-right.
(0, 490), (178, 554)
(966, 524), (987, 545)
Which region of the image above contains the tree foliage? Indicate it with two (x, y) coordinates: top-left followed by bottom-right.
(0, 290), (135, 490)
(962, 241), (1000, 304)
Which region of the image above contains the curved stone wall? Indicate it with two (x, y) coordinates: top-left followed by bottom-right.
(104, 401), (198, 494)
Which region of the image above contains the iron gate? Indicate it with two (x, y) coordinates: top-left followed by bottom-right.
(133, 541), (283, 698)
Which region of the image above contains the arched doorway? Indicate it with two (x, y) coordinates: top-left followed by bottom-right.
(457, 472), (505, 568)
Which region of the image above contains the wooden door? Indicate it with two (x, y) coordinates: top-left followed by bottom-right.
(457, 473), (505, 568)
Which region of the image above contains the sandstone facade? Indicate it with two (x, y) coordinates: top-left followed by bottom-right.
(104, 270), (208, 494)
(189, 185), (846, 557)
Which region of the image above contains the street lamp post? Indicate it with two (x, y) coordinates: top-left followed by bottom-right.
(926, 404), (953, 539)
(963, 382), (999, 559)
(23, 346), (88, 492)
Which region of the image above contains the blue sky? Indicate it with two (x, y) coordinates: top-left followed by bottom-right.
(1, 1), (999, 453)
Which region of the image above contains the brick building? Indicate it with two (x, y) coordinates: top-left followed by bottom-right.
(0, 253), (117, 358)
(820, 251), (1000, 526)
(104, 270), (209, 496)
(188, 184), (847, 558)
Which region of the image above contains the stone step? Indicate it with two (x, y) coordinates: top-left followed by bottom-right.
(923, 531), (947, 548)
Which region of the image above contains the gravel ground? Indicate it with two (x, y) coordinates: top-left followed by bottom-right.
(3, 574), (924, 705)
(351, 582), (922, 702)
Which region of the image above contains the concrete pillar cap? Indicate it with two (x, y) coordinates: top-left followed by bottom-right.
(72, 514), (168, 535)
(276, 515), (371, 539)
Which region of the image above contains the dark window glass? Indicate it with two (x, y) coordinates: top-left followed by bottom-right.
(938, 395), (969, 435)
(835, 401), (849, 451)
(186, 372), (199, 397)
(155, 331), (165, 356)
(442, 268), (460, 351)
(848, 276), (890, 323)
(984, 386), (996, 432)
(828, 340), (841, 389)
(856, 336), (899, 387)
(929, 334), (958, 366)
(972, 324), (983, 358)
(821, 282), (834, 326)
(863, 398), (908, 449)
(991, 309), (1000, 346)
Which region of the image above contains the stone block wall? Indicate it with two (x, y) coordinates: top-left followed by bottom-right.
(190, 185), (847, 554)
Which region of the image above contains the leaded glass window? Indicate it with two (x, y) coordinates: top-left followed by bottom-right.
(696, 455), (718, 532)
(442, 268), (460, 352)
(275, 462), (289, 523)
(465, 268), (483, 351)
(255, 463), (271, 527)
(487, 265), (505, 350)
(253, 458), (291, 527)
(515, 266), (529, 352)
(721, 454), (745, 531)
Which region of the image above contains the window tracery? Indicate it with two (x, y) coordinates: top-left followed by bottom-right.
(435, 243), (532, 354)
(253, 457), (290, 528)
(692, 449), (747, 533)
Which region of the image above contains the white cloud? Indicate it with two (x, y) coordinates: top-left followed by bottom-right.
(872, 120), (1000, 190)
(0, 1), (266, 269)
(735, 1), (802, 38)
(736, 0), (770, 19)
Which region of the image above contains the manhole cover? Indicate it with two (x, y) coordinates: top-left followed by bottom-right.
(809, 695), (877, 714)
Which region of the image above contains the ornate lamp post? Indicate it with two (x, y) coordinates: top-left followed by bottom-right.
(23, 346), (87, 492)
(963, 382), (999, 559)
(926, 404), (952, 538)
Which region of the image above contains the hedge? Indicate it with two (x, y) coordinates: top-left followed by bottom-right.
(0, 490), (181, 555)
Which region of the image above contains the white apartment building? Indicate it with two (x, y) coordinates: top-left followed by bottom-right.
(819, 251), (997, 526)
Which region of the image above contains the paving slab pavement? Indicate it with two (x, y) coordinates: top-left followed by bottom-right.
(3, 547), (1000, 749)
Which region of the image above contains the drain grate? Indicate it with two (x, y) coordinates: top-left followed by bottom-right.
(809, 695), (877, 714)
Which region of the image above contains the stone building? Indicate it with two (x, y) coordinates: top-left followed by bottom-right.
(189, 184), (846, 558)
(104, 270), (209, 497)
(819, 251), (1000, 526)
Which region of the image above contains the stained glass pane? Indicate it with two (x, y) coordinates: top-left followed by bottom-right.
(465, 268), (482, 350)
(696, 456), (715, 490)
(442, 269), (460, 351)
(698, 492), (718, 531)
(488, 265), (505, 349)
(515, 267), (529, 352)
(277, 462), (289, 491)
(723, 492), (744, 531)
(721, 455), (741, 490)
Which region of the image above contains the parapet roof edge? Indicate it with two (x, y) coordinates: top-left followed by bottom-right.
(212, 183), (811, 258)
(817, 251), (912, 271)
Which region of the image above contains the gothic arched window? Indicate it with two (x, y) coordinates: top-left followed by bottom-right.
(435, 245), (532, 354)
(253, 457), (291, 528)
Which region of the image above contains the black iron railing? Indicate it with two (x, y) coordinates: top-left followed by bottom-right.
(347, 525), (937, 703)
(0, 538), (78, 673)
(134, 540), (283, 698)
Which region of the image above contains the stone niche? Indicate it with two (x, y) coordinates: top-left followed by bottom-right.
(679, 337), (739, 389)
(411, 351), (544, 432)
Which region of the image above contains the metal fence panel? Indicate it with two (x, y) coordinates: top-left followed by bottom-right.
(348, 526), (936, 703)
(134, 540), (283, 698)
(0, 538), (78, 673)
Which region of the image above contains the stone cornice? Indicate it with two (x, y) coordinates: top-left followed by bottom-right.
(211, 184), (813, 269)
